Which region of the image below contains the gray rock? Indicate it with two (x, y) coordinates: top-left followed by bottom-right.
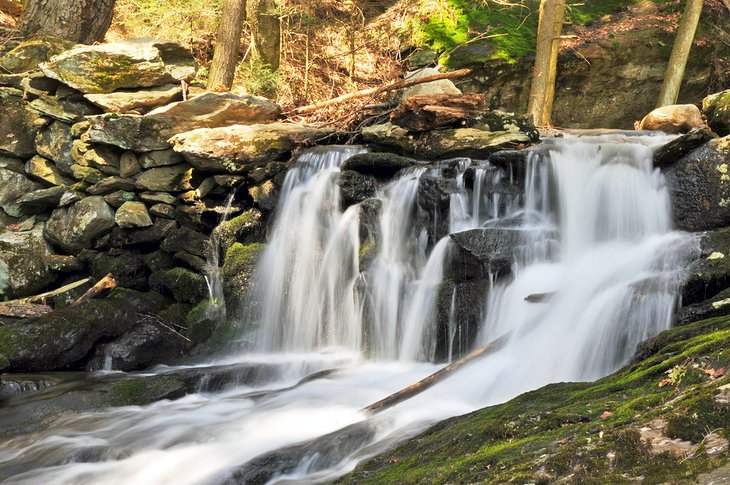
(683, 226), (730, 306)
(28, 95), (99, 123)
(400, 68), (462, 100)
(115, 201), (153, 228)
(150, 203), (175, 219)
(0, 155), (24, 173)
(25, 156), (74, 186)
(16, 186), (67, 214)
(450, 227), (522, 277)
(0, 224), (56, 299)
(0, 168), (44, 217)
(139, 149), (182, 169)
(35, 121), (75, 174)
(340, 152), (419, 178)
(338, 170), (377, 207)
(703, 90), (730, 137)
(79, 144), (121, 175)
(44, 196), (116, 253)
(40, 40), (195, 94)
(84, 84), (183, 113)
(0, 87), (48, 158)
(135, 164), (194, 192)
(87, 177), (137, 195)
(171, 122), (333, 173)
(104, 190), (138, 208)
(665, 136), (730, 231)
(140, 191), (177, 205)
(161, 227), (208, 258)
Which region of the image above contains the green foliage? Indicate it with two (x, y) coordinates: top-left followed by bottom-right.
(236, 58), (281, 99)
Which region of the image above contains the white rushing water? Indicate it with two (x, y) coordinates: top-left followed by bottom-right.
(0, 134), (699, 484)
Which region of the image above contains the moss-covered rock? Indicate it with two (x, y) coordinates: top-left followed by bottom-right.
(0, 87), (48, 158)
(221, 242), (265, 318)
(149, 267), (207, 304)
(213, 209), (265, 253)
(704, 90), (730, 137)
(0, 37), (75, 74)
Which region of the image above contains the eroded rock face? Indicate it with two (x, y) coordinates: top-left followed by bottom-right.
(170, 123), (334, 173)
(703, 90), (730, 137)
(44, 196), (116, 254)
(0, 224), (56, 300)
(638, 104), (705, 133)
(665, 136), (730, 232)
(40, 40), (195, 94)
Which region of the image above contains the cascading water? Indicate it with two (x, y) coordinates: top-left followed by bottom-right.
(0, 134), (699, 485)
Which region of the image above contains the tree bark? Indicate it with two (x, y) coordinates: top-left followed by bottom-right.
(207, 0), (248, 90)
(18, 0), (116, 44)
(527, 0), (566, 126)
(657, 0), (704, 107)
(247, 0), (280, 71)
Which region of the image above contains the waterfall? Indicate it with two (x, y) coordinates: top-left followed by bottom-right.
(0, 134), (700, 485)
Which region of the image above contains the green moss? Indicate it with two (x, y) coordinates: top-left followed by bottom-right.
(215, 209), (264, 253)
(338, 315), (730, 484)
(221, 242), (265, 282)
(149, 267), (207, 304)
(186, 300), (215, 343)
(106, 376), (187, 407)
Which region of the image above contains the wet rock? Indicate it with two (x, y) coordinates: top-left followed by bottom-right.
(703, 90), (730, 137)
(145, 250), (176, 273)
(115, 201), (153, 228)
(665, 136), (730, 231)
(86, 93), (280, 151)
(0, 37), (75, 74)
(0, 224), (55, 299)
(449, 227), (522, 277)
(340, 152), (419, 178)
(149, 267), (207, 304)
(0, 168), (44, 217)
(84, 84), (183, 113)
(221, 242), (265, 317)
(435, 278), (489, 361)
(418, 174), (452, 238)
(135, 164), (194, 192)
(638, 104), (705, 133)
(108, 221), (173, 251)
(25, 156), (73, 186)
(683, 226), (730, 306)
(653, 126), (717, 169)
(213, 209), (265, 253)
(0, 87), (48, 157)
(40, 39), (195, 94)
(84, 320), (187, 371)
(338, 170), (377, 207)
(400, 67), (461, 99)
(44, 196), (116, 253)
(90, 250), (149, 290)
(0, 289), (166, 372)
(362, 122), (531, 160)
(674, 287), (730, 326)
(28, 95), (100, 123)
(16, 186), (67, 214)
(35, 121), (75, 173)
(488, 149), (531, 182)
(171, 122), (333, 173)
(248, 179), (280, 211)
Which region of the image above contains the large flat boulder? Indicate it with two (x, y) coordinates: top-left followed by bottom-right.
(703, 90), (730, 137)
(0, 224), (56, 300)
(39, 39), (195, 94)
(84, 84), (183, 113)
(44, 196), (116, 254)
(0, 87), (48, 158)
(86, 93), (281, 151)
(170, 122), (334, 173)
(362, 122), (531, 159)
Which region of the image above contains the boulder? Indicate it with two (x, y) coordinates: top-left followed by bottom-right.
(0, 37), (75, 74)
(665, 136), (730, 231)
(0, 289), (166, 372)
(83, 321), (187, 371)
(40, 39), (195, 94)
(135, 164), (194, 192)
(0, 87), (48, 158)
(0, 224), (56, 300)
(400, 68), (462, 100)
(115, 201), (153, 228)
(340, 152), (419, 178)
(362, 123), (531, 159)
(212, 209), (265, 253)
(449, 227), (522, 278)
(638, 104), (705, 133)
(35, 121), (75, 174)
(653, 126), (717, 168)
(338, 171), (378, 208)
(16, 186), (67, 214)
(25, 156), (74, 186)
(221, 242), (266, 316)
(44, 196), (116, 253)
(86, 93), (280, 151)
(703, 90), (730, 137)
(84, 84), (183, 113)
(0, 168), (44, 217)
(170, 122), (332, 173)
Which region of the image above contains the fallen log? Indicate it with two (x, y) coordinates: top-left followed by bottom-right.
(390, 93), (489, 132)
(290, 68), (472, 116)
(0, 277), (91, 307)
(73, 273), (116, 306)
(362, 333), (509, 414)
(0, 302), (52, 318)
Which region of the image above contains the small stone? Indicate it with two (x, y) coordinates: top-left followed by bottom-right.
(104, 190), (138, 208)
(81, 145), (121, 175)
(135, 164), (194, 192)
(87, 177), (137, 195)
(59, 191), (82, 207)
(115, 201), (153, 228)
(25, 156), (73, 186)
(69, 164), (105, 184)
(28, 95), (99, 123)
(84, 84), (183, 113)
(119, 152), (142, 178)
(0, 168), (44, 217)
(44, 196), (116, 253)
(140, 191), (177, 205)
(16, 186), (67, 214)
(149, 203), (175, 219)
(139, 149), (182, 169)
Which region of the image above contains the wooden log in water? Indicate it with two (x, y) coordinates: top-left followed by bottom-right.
(362, 333), (509, 414)
(0, 277), (91, 307)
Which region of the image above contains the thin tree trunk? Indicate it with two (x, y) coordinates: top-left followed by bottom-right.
(657, 0), (704, 107)
(18, 0), (116, 44)
(247, 0), (280, 71)
(528, 0), (566, 126)
(207, 0), (247, 90)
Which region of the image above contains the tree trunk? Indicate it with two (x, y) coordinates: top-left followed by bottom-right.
(657, 0), (704, 107)
(527, 0), (566, 126)
(247, 0), (280, 71)
(18, 0), (116, 44)
(207, 0), (247, 90)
